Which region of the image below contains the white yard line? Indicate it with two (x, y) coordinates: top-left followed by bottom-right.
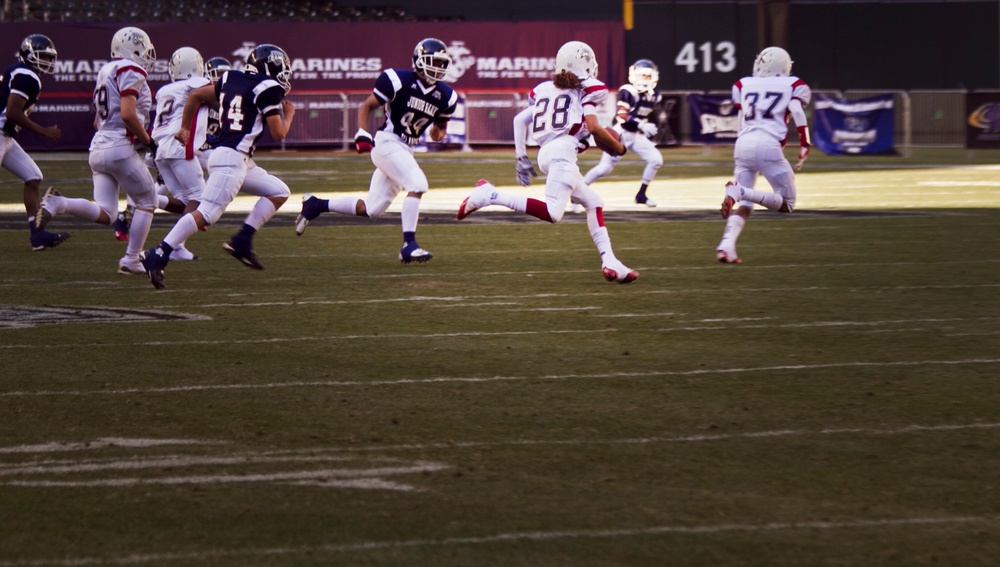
(0, 516), (993, 566)
(2, 358), (998, 398)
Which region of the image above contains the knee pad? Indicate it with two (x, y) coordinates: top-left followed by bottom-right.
(547, 203), (565, 223)
(198, 201), (225, 225)
(363, 197), (390, 218)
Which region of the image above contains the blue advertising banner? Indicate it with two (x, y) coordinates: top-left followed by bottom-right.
(812, 94), (895, 155)
(687, 94), (739, 144)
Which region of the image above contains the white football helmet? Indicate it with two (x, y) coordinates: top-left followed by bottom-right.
(168, 47), (204, 82)
(111, 26), (156, 71)
(628, 59), (659, 93)
(752, 46), (793, 78)
(555, 41), (598, 79)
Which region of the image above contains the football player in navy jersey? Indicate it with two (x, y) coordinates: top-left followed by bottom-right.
(141, 44), (295, 289)
(0, 34), (71, 250)
(582, 59), (664, 207)
(295, 38), (458, 264)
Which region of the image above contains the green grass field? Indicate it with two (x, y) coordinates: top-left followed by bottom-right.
(1, 147), (999, 566)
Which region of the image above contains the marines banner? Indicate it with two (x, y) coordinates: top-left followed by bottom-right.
(812, 93), (895, 155)
(0, 21), (624, 150)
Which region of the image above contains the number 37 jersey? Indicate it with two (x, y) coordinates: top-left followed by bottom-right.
(732, 75), (811, 141)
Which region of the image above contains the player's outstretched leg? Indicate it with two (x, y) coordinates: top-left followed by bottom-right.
(456, 179), (496, 220)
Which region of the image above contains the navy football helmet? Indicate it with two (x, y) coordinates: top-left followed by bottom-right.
(204, 56), (232, 83)
(412, 38), (450, 83)
(18, 34), (58, 75)
(628, 59), (659, 93)
(245, 44), (292, 92)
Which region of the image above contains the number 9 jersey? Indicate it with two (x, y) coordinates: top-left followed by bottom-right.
(731, 75), (811, 141)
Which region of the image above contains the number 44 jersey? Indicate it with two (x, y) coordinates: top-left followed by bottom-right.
(372, 68), (458, 145)
(732, 75), (811, 142)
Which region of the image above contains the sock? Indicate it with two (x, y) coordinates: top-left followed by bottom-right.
(492, 190), (527, 213)
(124, 209), (153, 259)
(587, 207), (616, 263)
(163, 213), (200, 249)
(402, 231), (416, 245)
(737, 185), (784, 210)
(635, 183), (648, 200)
(401, 195), (420, 233)
(245, 198), (277, 230)
(55, 196), (104, 223)
(525, 198), (553, 222)
(238, 223), (257, 239)
(327, 196), (356, 215)
(718, 214), (746, 251)
(27, 220), (39, 234)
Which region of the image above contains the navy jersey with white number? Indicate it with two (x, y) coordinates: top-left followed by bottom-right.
(615, 84), (661, 134)
(372, 69), (457, 145)
(211, 70), (285, 156)
(0, 61), (43, 137)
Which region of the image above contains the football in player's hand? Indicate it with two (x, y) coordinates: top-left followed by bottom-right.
(594, 127), (624, 156)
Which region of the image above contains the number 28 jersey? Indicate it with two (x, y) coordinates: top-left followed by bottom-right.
(732, 75), (811, 141)
(527, 76), (609, 146)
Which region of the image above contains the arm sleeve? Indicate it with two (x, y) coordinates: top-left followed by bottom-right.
(788, 98), (808, 127)
(513, 106), (532, 157)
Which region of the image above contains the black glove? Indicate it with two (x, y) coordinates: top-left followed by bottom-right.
(135, 137), (157, 159)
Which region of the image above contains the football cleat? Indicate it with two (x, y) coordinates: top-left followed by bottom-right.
(30, 229), (71, 251)
(223, 238), (264, 270)
(35, 186), (59, 230)
(295, 193), (325, 236)
(456, 179), (495, 220)
(602, 263), (639, 284)
(636, 196), (657, 208)
(112, 204), (134, 242)
(399, 242), (433, 264)
(720, 182), (740, 219)
(117, 256), (146, 275)
(170, 245), (199, 261)
(716, 249), (742, 264)
(140, 248), (168, 289)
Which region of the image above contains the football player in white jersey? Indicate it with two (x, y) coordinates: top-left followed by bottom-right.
(149, 46), (213, 261)
(716, 46), (811, 264)
(36, 26), (159, 275)
(456, 41), (639, 284)
(582, 59), (664, 207)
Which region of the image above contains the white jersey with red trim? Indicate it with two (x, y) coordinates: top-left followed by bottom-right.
(151, 76), (212, 160)
(731, 75), (811, 141)
(527, 76), (608, 147)
(90, 58), (152, 151)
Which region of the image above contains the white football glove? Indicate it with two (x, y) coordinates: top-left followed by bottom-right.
(515, 155), (537, 187)
(638, 122), (658, 138)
